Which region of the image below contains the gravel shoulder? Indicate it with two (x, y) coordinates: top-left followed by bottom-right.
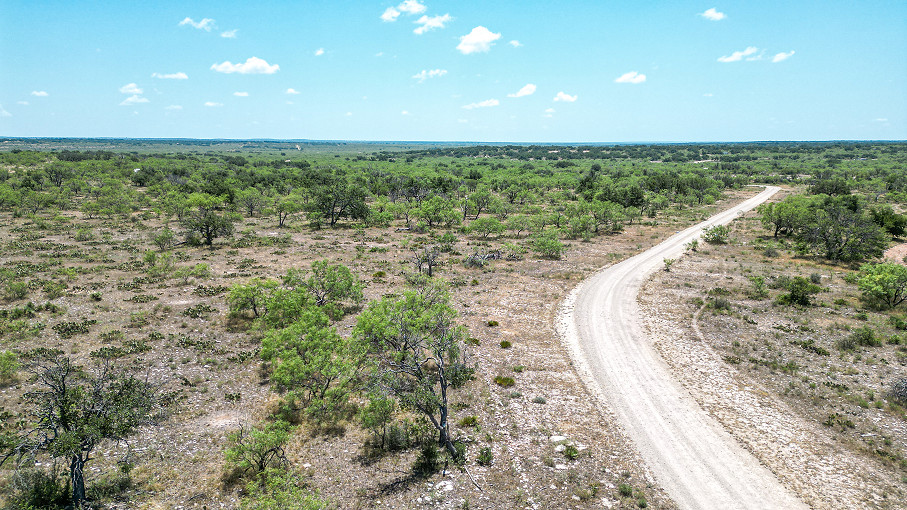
(558, 186), (810, 509)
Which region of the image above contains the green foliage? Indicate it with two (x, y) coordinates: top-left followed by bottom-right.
(228, 279), (279, 319)
(359, 393), (396, 450)
(240, 469), (327, 510)
(467, 216), (505, 239)
(493, 376), (515, 387)
(776, 277), (822, 306)
(837, 326), (880, 350)
(531, 229), (565, 259)
(1, 351), (160, 508)
(225, 421), (291, 479)
(663, 258), (675, 272)
(152, 227), (175, 251)
(857, 263), (907, 309)
(181, 193), (237, 246)
(476, 446), (493, 466)
(747, 276), (769, 299)
(2, 467), (70, 510)
(51, 318), (97, 338)
(298, 260), (365, 309)
(563, 444), (580, 460)
(413, 443), (442, 476)
(890, 378), (907, 407)
(354, 280), (474, 458)
(0, 350), (20, 383)
(260, 307), (360, 423)
(702, 224), (730, 244)
(3, 281), (29, 302)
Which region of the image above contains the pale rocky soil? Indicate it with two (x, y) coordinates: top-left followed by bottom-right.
(638, 202), (907, 509)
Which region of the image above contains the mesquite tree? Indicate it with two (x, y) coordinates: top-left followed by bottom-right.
(353, 280), (473, 458)
(0, 350), (160, 508)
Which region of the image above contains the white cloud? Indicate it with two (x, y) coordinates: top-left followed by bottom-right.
(717, 46), (758, 63)
(233, 91), (249, 97)
(119, 83), (143, 94)
(286, 88), (301, 95)
(457, 26), (502, 54)
(165, 105), (183, 110)
(700, 8), (726, 21)
(462, 99), (499, 109)
(31, 90), (48, 97)
(0, 104), (11, 118)
(151, 72), (188, 80)
(179, 17), (215, 31)
(382, 0), (425, 21)
(17, 101), (29, 106)
(314, 48), (325, 56)
(204, 102), (223, 107)
(412, 69), (447, 82)
(345, 112), (353, 116)
(119, 95), (149, 106)
(381, 7), (401, 22)
(874, 118), (888, 122)
(553, 91), (577, 102)
(210, 56), (279, 74)
(703, 93), (714, 97)
(545, 108), (555, 113)
(614, 71), (646, 84)
(414, 14), (451, 34)
(398, 0), (426, 15)
(401, 110), (410, 115)
(772, 50), (795, 63)
(221, 29), (238, 38)
(507, 83), (536, 98)
(509, 40), (522, 47)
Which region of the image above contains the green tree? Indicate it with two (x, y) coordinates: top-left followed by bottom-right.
(181, 193), (237, 246)
(286, 261), (364, 310)
(858, 263), (907, 309)
(0, 350), (160, 508)
(777, 277), (822, 306)
(225, 421), (290, 478)
(531, 229), (566, 259)
(354, 281), (474, 458)
(467, 216), (505, 239)
(228, 279), (279, 318)
(275, 194), (304, 228)
(307, 182), (368, 228)
(261, 307), (360, 422)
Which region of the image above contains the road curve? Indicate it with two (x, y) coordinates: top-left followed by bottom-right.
(559, 186), (809, 509)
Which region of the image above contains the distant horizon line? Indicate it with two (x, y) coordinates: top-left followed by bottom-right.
(2, 136), (905, 146)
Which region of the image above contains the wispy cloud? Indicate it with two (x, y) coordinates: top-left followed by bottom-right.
(544, 107), (555, 118)
(412, 69), (447, 83)
(553, 91), (577, 102)
(233, 92), (249, 97)
(204, 102), (223, 107)
(165, 105), (183, 110)
(314, 48), (325, 56)
(718, 46), (758, 63)
(151, 72), (188, 80)
(119, 95), (149, 106)
(286, 88), (301, 95)
(31, 91), (48, 97)
(17, 101), (29, 106)
(414, 14), (451, 34)
(509, 40), (522, 47)
(179, 17), (215, 31)
(221, 29), (238, 38)
(772, 50), (795, 63)
(381, 0), (426, 22)
(401, 110), (410, 116)
(381, 7), (401, 22)
(210, 56), (279, 74)
(457, 26), (501, 54)
(700, 8), (726, 21)
(614, 71), (646, 84)
(507, 84), (536, 97)
(463, 99), (500, 109)
(119, 83), (143, 94)
(0, 104), (11, 118)
(874, 118), (888, 122)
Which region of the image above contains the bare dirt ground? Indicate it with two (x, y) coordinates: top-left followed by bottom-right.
(884, 243), (907, 265)
(637, 193), (907, 509)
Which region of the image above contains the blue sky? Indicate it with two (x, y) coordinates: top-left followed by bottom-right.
(1, 0), (904, 142)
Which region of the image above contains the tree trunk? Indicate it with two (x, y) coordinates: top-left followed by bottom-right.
(70, 454), (87, 508)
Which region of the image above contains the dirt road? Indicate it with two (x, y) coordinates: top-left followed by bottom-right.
(558, 186), (810, 509)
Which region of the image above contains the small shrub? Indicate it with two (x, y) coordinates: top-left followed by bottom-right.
(838, 326), (880, 350)
(563, 444), (579, 460)
(89, 291), (103, 302)
(476, 446), (493, 466)
(889, 315), (907, 331)
(499, 340), (512, 349)
(465, 337), (480, 346)
(493, 376), (515, 387)
(4, 281), (29, 301)
(762, 247), (779, 258)
(531, 396), (546, 404)
(684, 238), (699, 252)
(413, 443), (441, 476)
(52, 318), (97, 338)
(618, 483), (633, 497)
(710, 296), (732, 311)
(458, 415), (478, 428)
(0, 350), (20, 383)
(809, 273), (823, 284)
(372, 271), (386, 278)
(702, 224), (730, 244)
(890, 378), (907, 407)
(776, 277), (822, 306)
(486, 320), (499, 327)
(663, 258), (675, 272)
